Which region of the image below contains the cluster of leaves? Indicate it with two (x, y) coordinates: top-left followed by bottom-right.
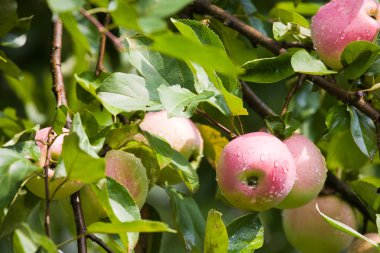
(2, 0), (380, 252)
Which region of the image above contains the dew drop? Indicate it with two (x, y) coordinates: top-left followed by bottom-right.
(260, 154), (266, 162)
(274, 160), (279, 168)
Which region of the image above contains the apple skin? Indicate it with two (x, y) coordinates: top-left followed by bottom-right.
(216, 132), (296, 212)
(283, 195), (358, 253)
(348, 233), (380, 253)
(311, 0), (380, 70)
(26, 127), (83, 200)
(140, 110), (203, 166)
(105, 150), (148, 209)
(276, 134), (327, 209)
(139, 110), (203, 183)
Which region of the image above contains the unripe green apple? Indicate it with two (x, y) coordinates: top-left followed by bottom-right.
(348, 233), (380, 253)
(26, 127), (83, 199)
(139, 110), (203, 183)
(276, 134), (327, 209)
(283, 195), (358, 253)
(311, 0), (380, 70)
(105, 150), (148, 209)
(216, 132), (296, 212)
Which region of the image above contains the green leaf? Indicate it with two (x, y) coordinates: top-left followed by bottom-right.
(167, 187), (205, 253)
(110, 0), (139, 31)
(125, 36), (195, 90)
(227, 213), (264, 253)
(269, 8), (310, 27)
(265, 112), (300, 140)
(60, 12), (91, 53)
(75, 71), (110, 97)
(151, 33), (240, 75)
(137, 0), (192, 18)
(0, 50), (22, 79)
(97, 73), (162, 115)
(47, 0), (85, 13)
(62, 134), (105, 183)
(144, 132), (199, 192)
(87, 220), (176, 233)
(325, 105), (350, 135)
(204, 209), (228, 253)
(1, 16), (33, 48)
(291, 49), (337, 75)
(351, 177), (380, 215)
(71, 113), (99, 156)
(158, 85), (213, 118)
(0, 0), (18, 37)
(272, 22), (311, 43)
(348, 106), (377, 159)
(241, 53), (295, 83)
(316, 203), (380, 249)
(339, 41), (380, 80)
(0, 148), (38, 210)
(274, 2), (321, 16)
(52, 105), (68, 135)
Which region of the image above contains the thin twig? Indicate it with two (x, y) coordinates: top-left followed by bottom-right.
(71, 192), (87, 253)
(281, 74), (305, 116)
(43, 167), (51, 237)
(95, 14), (110, 76)
(87, 234), (114, 253)
(80, 8), (125, 51)
(196, 109), (237, 138)
(241, 81), (275, 118)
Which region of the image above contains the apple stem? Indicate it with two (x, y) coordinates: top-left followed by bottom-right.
(196, 109), (238, 138)
(281, 74), (305, 116)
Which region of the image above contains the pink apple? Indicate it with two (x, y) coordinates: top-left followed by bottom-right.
(283, 195), (358, 253)
(311, 0), (380, 70)
(348, 233), (380, 253)
(216, 132), (296, 211)
(27, 127), (83, 199)
(276, 134), (327, 209)
(105, 150), (148, 209)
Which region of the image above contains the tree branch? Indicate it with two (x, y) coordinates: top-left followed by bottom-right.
(95, 14), (110, 76)
(71, 192), (87, 253)
(80, 8), (125, 52)
(241, 81), (275, 118)
(281, 74), (305, 116)
(196, 109), (238, 138)
(87, 234), (114, 253)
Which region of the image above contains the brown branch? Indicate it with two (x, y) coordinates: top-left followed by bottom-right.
(50, 17), (67, 107)
(80, 8), (125, 52)
(281, 74), (305, 116)
(95, 14), (110, 76)
(71, 192), (87, 253)
(196, 109), (238, 138)
(43, 166), (51, 237)
(241, 81), (275, 118)
(87, 234), (114, 253)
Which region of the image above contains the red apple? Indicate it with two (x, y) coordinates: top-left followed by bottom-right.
(348, 233), (380, 253)
(105, 150), (148, 209)
(283, 195), (358, 253)
(311, 0), (380, 70)
(216, 132), (296, 211)
(276, 134), (327, 209)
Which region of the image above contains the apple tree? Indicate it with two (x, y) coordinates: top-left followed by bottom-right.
(1, 0), (380, 252)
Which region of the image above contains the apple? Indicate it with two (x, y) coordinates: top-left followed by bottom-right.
(283, 195), (358, 253)
(311, 0), (380, 70)
(276, 134), (327, 209)
(348, 233), (380, 253)
(105, 150), (148, 209)
(216, 132), (296, 211)
(26, 127), (83, 200)
(139, 110), (203, 183)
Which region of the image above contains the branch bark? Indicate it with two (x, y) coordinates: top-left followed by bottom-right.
(71, 192), (87, 253)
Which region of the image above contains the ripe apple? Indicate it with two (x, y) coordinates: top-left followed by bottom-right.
(26, 127), (83, 199)
(276, 134), (327, 209)
(139, 110), (203, 183)
(105, 150), (148, 209)
(216, 132), (296, 212)
(311, 0), (380, 70)
(283, 195), (358, 253)
(348, 233), (380, 253)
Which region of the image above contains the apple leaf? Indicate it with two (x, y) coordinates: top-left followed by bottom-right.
(87, 220), (176, 234)
(47, 0), (85, 13)
(167, 187), (205, 253)
(348, 106), (377, 159)
(1, 16), (33, 48)
(0, 148), (38, 211)
(340, 41), (380, 80)
(273, 2), (321, 16)
(227, 213), (264, 253)
(291, 49), (336, 75)
(59, 12), (91, 53)
(204, 209), (228, 253)
(0, 0), (18, 37)
(97, 72), (162, 115)
(241, 53), (295, 83)
(269, 8), (310, 28)
(158, 84), (214, 118)
(0, 50), (22, 79)
(144, 132), (199, 192)
(351, 177), (380, 217)
(316, 203), (380, 249)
